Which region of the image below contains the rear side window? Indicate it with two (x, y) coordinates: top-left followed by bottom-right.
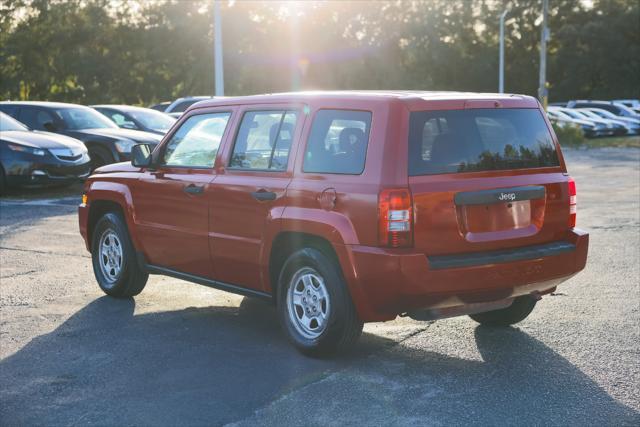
(303, 110), (371, 175)
(163, 112), (230, 167)
(229, 110), (298, 171)
(408, 109), (559, 175)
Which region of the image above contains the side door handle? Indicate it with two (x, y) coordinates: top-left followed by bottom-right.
(251, 189), (277, 202)
(184, 184), (205, 195)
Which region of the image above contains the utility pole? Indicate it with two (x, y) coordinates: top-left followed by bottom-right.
(538, 0), (549, 109)
(499, 10), (508, 93)
(214, 0), (224, 96)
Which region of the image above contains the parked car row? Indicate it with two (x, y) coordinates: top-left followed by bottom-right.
(0, 96), (210, 193)
(547, 99), (640, 138)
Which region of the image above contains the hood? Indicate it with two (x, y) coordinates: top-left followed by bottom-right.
(93, 161), (141, 174)
(71, 128), (163, 144)
(1, 130), (87, 150)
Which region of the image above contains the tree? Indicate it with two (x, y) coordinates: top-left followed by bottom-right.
(1, 0), (638, 104)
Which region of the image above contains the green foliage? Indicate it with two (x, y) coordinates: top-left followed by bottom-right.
(0, 0), (638, 104)
(552, 123), (587, 147)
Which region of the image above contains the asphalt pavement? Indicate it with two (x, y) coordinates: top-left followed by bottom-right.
(0, 148), (638, 426)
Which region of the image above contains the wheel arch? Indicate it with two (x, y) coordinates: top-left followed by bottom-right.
(87, 200), (126, 246)
(266, 229), (376, 323)
(85, 182), (141, 251)
(85, 140), (118, 164)
(268, 231), (341, 300)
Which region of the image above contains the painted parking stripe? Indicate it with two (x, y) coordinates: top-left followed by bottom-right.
(0, 197), (80, 207)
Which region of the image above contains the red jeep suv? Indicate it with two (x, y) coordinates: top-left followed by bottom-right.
(79, 91), (589, 356)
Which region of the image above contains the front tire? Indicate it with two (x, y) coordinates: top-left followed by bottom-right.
(277, 248), (363, 357)
(0, 165), (6, 196)
(89, 147), (114, 171)
(91, 212), (148, 297)
(469, 296), (537, 326)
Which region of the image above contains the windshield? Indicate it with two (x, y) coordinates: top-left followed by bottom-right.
(129, 109), (176, 132)
(409, 108), (560, 175)
(578, 110), (601, 120)
(55, 107), (118, 130)
(0, 112), (29, 131)
(614, 103), (639, 115)
(592, 109), (617, 119)
(562, 110), (588, 120)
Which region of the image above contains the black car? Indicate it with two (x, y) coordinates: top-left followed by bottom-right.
(0, 112), (91, 193)
(92, 104), (176, 135)
(0, 102), (162, 169)
(149, 101), (171, 112)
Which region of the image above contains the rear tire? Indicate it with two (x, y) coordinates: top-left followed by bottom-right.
(469, 296), (537, 326)
(91, 212), (148, 297)
(277, 248), (363, 357)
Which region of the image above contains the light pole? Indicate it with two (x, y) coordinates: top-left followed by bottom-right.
(214, 0), (224, 96)
(499, 10), (508, 93)
(538, 0), (549, 109)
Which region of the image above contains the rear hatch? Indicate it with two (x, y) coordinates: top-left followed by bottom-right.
(408, 107), (569, 256)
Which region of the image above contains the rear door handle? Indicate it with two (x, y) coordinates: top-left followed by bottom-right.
(251, 189), (277, 202)
(184, 184), (205, 195)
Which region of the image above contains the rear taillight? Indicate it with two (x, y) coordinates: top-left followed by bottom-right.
(379, 189), (413, 248)
(568, 177), (577, 228)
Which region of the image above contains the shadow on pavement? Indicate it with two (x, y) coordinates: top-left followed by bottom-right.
(0, 296), (393, 426)
(0, 186), (81, 242)
(469, 325), (638, 425)
(334, 325), (639, 425)
(0, 296), (638, 425)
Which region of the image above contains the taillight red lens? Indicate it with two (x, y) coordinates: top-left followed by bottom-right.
(379, 189), (413, 248)
(568, 177), (577, 228)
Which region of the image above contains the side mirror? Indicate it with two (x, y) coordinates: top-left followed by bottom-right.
(131, 143), (153, 168)
(43, 121), (57, 132)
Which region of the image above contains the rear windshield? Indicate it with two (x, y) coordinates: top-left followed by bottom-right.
(408, 109), (559, 176)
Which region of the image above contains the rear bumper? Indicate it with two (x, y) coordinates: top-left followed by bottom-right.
(342, 228), (589, 322)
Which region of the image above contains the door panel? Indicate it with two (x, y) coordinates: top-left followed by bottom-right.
(209, 107), (303, 291)
(132, 110), (232, 278)
(133, 170), (215, 277)
(209, 174), (290, 289)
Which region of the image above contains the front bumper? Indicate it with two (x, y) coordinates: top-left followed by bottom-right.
(4, 155), (91, 187)
(342, 229), (589, 322)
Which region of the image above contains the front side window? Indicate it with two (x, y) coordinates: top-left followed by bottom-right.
(303, 109), (372, 175)
(18, 108), (56, 131)
(229, 110), (298, 171)
(408, 109), (560, 175)
(162, 112), (231, 168)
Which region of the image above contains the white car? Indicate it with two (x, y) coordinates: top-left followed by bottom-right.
(553, 107), (624, 136)
(547, 109), (602, 137)
(585, 108), (640, 135)
(613, 99), (640, 109)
